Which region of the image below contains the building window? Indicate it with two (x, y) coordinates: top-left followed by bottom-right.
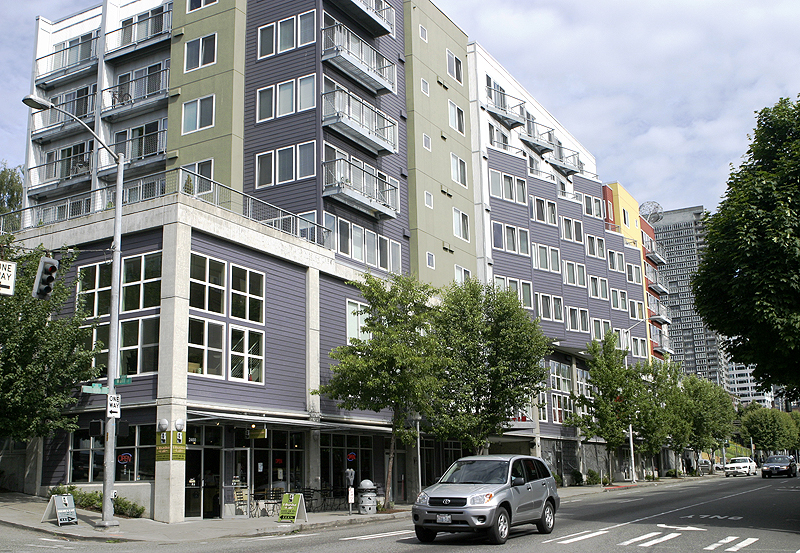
(352, 225), (364, 262)
(505, 225), (517, 253)
(277, 80), (295, 117)
(256, 151), (273, 188)
(518, 228), (530, 256)
(122, 252), (162, 312)
(277, 146), (294, 183)
(347, 299), (369, 342)
(450, 153), (467, 186)
(426, 252), (435, 269)
(185, 34), (216, 72)
(256, 86), (274, 122)
(70, 425), (156, 483)
(188, 0), (216, 13)
(446, 49), (463, 84)
(589, 276), (609, 300)
(455, 265), (471, 284)
(79, 262), (112, 317)
(423, 133), (431, 151)
(521, 281), (533, 309)
(277, 17), (296, 53)
(231, 266), (264, 323)
(448, 100), (464, 134)
(188, 317), (224, 376)
(492, 221), (503, 250)
(424, 191), (433, 208)
(297, 141), (315, 179)
(421, 78), (429, 96)
(230, 326), (264, 383)
(258, 23), (275, 58)
(298, 74), (316, 111)
(419, 25), (428, 42)
(623, 208), (630, 227)
(120, 316), (160, 375)
(453, 208), (469, 241)
(189, 253), (225, 314)
(298, 10), (316, 46)
(338, 219), (351, 256)
(182, 95), (214, 134)
(626, 263), (643, 284)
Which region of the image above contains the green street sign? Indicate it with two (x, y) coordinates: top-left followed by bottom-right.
(114, 376), (132, 386)
(81, 383), (108, 394)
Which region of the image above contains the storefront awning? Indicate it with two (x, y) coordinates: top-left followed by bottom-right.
(186, 409), (333, 429)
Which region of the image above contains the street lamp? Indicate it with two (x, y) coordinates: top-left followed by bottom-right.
(623, 318), (646, 484)
(23, 94), (124, 529)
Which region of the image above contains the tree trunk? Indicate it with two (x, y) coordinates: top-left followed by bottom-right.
(384, 427), (396, 510)
(608, 448), (614, 485)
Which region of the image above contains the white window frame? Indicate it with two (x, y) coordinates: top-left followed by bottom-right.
(184, 33), (217, 73)
(187, 0), (217, 14)
(276, 145), (294, 184)
(455, 265), (471, 284)
(448, 100), (465, 135)
(419, 24), (428, 42)
(450, 153), (467, 186)
(182, 95), (215, 134)
(229, 325), (264, 383)
(187, 316), (225, 378)
(453, 207), (469, 242)
(257, 22), (275, 59)
(422, 133), (431, 151)
(276, 80), (295, 117)
(421, 78), (429, 96)
(256, 85), (274, 122)
(296, 140), (316, 179)
(424, 190), (433, 209)
(446, 49), (463, 84)
(255, 150), (273, 189)
(229, 264), (265, 323)
(297, 74), (316, 111)
(298, 10), (316, 47)
(426, 252), (435, 269)
(277, 16), (296, 54)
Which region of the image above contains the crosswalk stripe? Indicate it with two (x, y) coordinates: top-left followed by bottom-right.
(557, 530), (609, 544)
(618, 532), (662, 546)
(725, 538), (759, 552)
(638, 533), (681, 547)
(704, 536), (739, 550)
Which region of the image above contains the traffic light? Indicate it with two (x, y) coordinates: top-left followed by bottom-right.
(31, 256), (58, 299)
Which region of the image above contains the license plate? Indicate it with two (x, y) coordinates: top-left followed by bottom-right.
(436, 514), (452, 524)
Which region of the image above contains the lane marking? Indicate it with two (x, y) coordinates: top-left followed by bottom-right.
(542, 530), (591, 543)
(340, 530), (415, 541)
(238, 533), (319, 542)
(557, 530), (609, 544)
(618, 532), (662, 545)
(638, 533), (681, 547)
(725, 538), (759, 552)
(657, 523), (706, 531)
(616, 498), (645, 503)
(704, 536), (739, 550)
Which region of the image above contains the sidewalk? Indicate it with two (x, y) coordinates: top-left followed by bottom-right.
(0, 476), (716, 543)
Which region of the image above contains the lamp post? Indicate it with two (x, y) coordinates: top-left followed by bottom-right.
(623, 318), (646, 484)
(23, 94), (124, 528)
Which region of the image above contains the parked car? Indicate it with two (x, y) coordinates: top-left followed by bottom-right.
(412, 454), (560, 544)
(760, 455), (798, 478)
(724, 457), (757, 477)
(698, 459), (712, 474)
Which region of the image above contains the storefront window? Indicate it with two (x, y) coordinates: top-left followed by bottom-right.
(320, 433), (373, 490)
(70, 425), (156, 483)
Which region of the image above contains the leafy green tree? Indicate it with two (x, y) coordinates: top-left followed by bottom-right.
(0, 161), (23, 215)
(693, 96), (800, 400)
(0, 237), (101, 441)
(316, 273), (440, 508)
(790, 411), (800, 451)
(567, 332), (640, 483)
(427, 278), (551, 455)
(741, 405), (798, 452)
(681, 376), (736, 472)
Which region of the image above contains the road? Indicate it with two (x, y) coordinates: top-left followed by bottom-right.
(2, 476), (798, 552)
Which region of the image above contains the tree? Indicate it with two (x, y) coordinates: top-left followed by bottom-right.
(0, 237), (101, 441)
(567, 332), (640, 483)
(741, 405), (798, 452)
(681, 376), (736, 473)
(427, 278), (551, 455)
(0, 161), (23, 215)
(693, 96), (800, 400)
(316, 273), (440, 509)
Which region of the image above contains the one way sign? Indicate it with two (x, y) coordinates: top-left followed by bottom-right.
(0, 261), (17, 297)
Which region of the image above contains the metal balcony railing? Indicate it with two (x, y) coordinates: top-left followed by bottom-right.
(101, 69), (170, 110)
(31, 92), (96, 132)
(485, 87), (525, 129)
(643, 234), (668, 265)
(322, 24), (395, 93)
(110, 129), (167, 164)
(645, 263), (670, 294)
(549, 144), (581, 176)
(322, 159), (398, 216)
(28, 150), (92, 187)
(489, 140), (525, 157)
(648, 297), (672, 324)
(528, 167), (555, 182)
(519, 118), (556, 155)
(105, 8), (172, 52)
(330, 0), (394, 36)
(605, 221), (622, 233)
(2, 169), (330, 248)
(321, 89), (397, 154)
(36, 35), (99, 78)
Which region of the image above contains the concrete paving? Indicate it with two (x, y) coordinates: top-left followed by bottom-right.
(0, 476), (714, 543)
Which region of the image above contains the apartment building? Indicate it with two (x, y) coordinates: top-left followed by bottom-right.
(727, 362), (774, 408)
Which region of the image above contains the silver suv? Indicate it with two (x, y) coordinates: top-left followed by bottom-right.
(412, 454), (560, 544)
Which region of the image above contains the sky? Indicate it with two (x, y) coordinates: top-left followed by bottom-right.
(2, 0), (799, 214)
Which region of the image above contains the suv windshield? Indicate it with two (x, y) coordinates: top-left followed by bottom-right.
(766, 456), (789, 463)
(440, 460), (509, 484)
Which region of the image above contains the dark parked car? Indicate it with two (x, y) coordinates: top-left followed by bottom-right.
(412, 454), (560, 545)
(760, 455), (797, 478)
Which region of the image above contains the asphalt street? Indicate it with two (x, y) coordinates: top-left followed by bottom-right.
(1, 476), (798, 553)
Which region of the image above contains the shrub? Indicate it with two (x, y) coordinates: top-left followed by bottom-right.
(602, 475), (612, 486)
(570, 469), (584, 486)
(665, 469), (682, 478)
(48, 484), (145, 518)
(586, 469), (601, 485)
(553, 473), (563, 487)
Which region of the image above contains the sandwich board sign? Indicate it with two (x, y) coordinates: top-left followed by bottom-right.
(41, 494), (78, 526)
(278, 493), (308, 523)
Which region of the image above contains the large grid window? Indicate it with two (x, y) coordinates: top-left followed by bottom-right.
(230, 266), (264, 323)
(120, 316), (159, 375)
(122, 252), (162, 312)
(190, 253), (225, 314)
(70, 425), (156, 483)
(83, 323), (109, 370)
(230, 327), (264, 383)
(188, 317), (224, 376)
(79, 262), (112, 317)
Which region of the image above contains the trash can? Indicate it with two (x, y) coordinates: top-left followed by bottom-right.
(357, 479), (377, 515)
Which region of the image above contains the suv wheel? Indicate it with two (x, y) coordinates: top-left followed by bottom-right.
(415, 526), (437, 543)
(488, 507), (510, 544)
(536, 500), (555, 534)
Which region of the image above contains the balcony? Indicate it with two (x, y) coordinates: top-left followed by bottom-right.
(548, 144), (581, 177)
(30, 92), (96, 142)
(329, 0), (394, 36)
(519, 119), (555, 156)
(489, 140), (525, 157)
(322, 90), (397, 155)
(105, 7), (172, 58)
(645, 264), (670, 294)
(35, 35), (99, 85)
(322, 159), (398, 219)
(322, 25), (395, 94)
(28, 150), (92, 190)
(485, 87), (525, 130)
(643, 235), (667, 265)
(652, 329), (674, 355)
(100, 129), (167, 176)
(648, 298), (673, 325)
(100, 69), (170, 121)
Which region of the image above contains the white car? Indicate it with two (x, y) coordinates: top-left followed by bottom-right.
(724, 457), (757, 477)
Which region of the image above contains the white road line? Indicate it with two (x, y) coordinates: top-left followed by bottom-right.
(638, 533), (681, 547)
(557, 530), (609, 544)
(340, 530), (416, 541)
(542, 530), (591, 543)
(238, 533), (319, 542)
(725, 538), (759, 552)
(704, 536), (739, 550)
(618, 532), (662, 545)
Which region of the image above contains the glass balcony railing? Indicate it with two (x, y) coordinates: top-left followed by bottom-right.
(322, 24), (395, 93)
